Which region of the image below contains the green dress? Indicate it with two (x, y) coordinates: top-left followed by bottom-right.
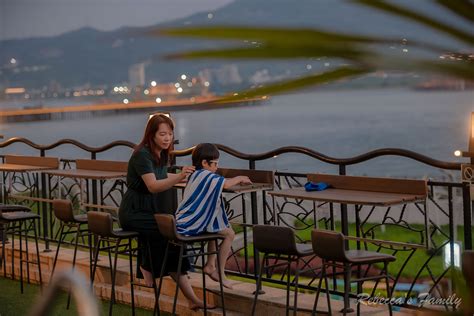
(119, 146), (190, 276)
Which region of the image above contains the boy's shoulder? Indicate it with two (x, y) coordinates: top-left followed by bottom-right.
(194, 169), (223, 180)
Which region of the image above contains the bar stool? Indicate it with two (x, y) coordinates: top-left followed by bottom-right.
(154, 214), (227, 316)
(87, 211), (139, 316)
(50, 199), (92, 309)
(251, 225), (314, 316)
(311, 229), (396, 316)
(0, 204), (42, 293)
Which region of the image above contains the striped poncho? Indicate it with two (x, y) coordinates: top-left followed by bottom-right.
(175, 169), (229, 236)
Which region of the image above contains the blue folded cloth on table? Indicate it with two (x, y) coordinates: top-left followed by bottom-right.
(304, 181), (330, 192)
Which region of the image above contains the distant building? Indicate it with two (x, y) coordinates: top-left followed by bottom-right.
(198, 64), (242, 87)
(129, 63), (145, 88)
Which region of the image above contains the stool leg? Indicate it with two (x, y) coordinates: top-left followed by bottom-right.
(293, 258), (300, 316)
(66, 224), (81, 309)
(201, 242), (207, 316)
(25, 221), (31, 284)
(157, 241), (170, 315)
(32, 219), (43, 292)
(285, 258), (292, 316)
(312, 261), (325, 316)
(343, 263), (351, 315)
(2, 223), (7, 277)
(51, 223), (65, 280)
(109, 239), (120, 316)
(384, 262), (393, 316)
(128, 238), (136, 316)
(145, 238), (159, 316)
(324, 263), (332, 315)
(11, 223), (15, 281)
(19, 221), (24, 293)
(91, 236), (102, 286)
(215, 240), (226, 316)
(251, 253), (266, 316)
(172, 244), (184, 315)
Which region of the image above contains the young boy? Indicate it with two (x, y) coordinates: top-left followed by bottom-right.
(175, 143), (251, 289)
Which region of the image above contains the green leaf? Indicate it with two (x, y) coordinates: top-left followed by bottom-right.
(209, 66), (369, 103)
(354, 0), (474, 45)
(156, 26), (452, 55)
(166, 43), (372, 62)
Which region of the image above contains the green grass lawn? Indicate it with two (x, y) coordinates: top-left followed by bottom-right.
(0, 277), (165, 316)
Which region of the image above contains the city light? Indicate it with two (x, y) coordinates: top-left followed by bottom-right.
(123, 98), (129, 104)
(151, 81), (157, 87)
(454, 150), (461, 157)
(204, 81), (210, 87)
(306, 64), (312, 70)
(155, 97), (162, 103)
(403, 48), (409, 53)
(114, 87), (119, 92)
(177, 87), (183, 93)
(187, 82), (192, 87)
(175, 83), (180, 88)
(10, 58), (16, 64)
(208, 13), (213, 19)
(144, 89), (149, 95)
(181, 74), (187, 80)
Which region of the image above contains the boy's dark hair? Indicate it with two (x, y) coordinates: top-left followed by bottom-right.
(192, 143), (220, 169)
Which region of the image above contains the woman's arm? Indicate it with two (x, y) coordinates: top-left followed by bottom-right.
(141, 166), (195, 193)
(223, 176), (252, 189)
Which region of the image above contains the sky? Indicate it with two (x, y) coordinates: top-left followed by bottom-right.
(0, 0), (233, 40)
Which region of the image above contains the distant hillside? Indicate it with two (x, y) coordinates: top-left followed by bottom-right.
(0, 0), (470, 90)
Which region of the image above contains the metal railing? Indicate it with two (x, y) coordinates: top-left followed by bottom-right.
(1, 137), (471, 311)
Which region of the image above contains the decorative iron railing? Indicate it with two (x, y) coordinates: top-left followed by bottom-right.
(0, 137), (471, 311)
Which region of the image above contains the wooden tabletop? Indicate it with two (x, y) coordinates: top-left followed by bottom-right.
(267, 187), (426, 206)
(0, 163), (58, 172)
(44, 168), (126, 180)
(174, 182), (273, 193)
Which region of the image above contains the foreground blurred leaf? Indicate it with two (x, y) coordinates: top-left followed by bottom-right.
(354, 0), (474, 45)
(167, 44), (371, 62)
(435, 0), (474, 23)
(212, 66), (369, 103)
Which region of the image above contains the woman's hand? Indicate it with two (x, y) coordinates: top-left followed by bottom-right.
(179, 166), (195, 181)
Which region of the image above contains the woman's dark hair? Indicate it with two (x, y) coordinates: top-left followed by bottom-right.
(133, 114), (175, 167)
(192, 143), (220, 169)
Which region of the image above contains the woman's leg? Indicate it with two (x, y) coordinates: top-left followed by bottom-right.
(169, 272), (214, 308)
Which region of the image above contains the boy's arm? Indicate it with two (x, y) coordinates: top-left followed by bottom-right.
(223, 176), (252, 189)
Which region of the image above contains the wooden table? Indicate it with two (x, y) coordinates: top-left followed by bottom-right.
(0, 155), (60, 250)
(44, 159), (127, 211)
(0, 155), (60, 203)
(268, 173), (429, 247)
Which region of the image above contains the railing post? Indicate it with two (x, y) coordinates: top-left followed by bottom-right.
(249, 159), (260, 279)
(90, 152), (98, 211)
(40, 149), (50, 251)
(339, 164), (349, 249)
(462, 183), (472, 250)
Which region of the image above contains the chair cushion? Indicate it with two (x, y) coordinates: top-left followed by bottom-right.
(0, 205), (32, 212)
(1, 211), (40, 221)
(177, 233), (225, 243)
(73, 214), (88, 223)
(295, 243), (314, 257)
(110, 228), (139, 238)
(345, 250), (396, 264)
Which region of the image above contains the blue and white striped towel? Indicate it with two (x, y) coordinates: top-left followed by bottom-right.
(175, 169), (229, 236)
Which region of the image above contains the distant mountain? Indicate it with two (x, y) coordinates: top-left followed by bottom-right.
(0, 0), (470, 89)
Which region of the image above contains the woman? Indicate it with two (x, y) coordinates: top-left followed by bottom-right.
(118, 113), (204, 309)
